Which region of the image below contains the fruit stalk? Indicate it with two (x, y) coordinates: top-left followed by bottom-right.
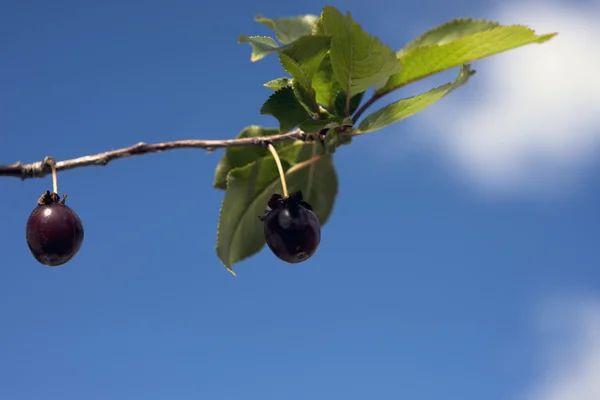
(267, 143), (288, 198)
(45, 156), (59, 194)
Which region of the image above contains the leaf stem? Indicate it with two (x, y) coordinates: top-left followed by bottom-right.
(267, 143), (288, 198)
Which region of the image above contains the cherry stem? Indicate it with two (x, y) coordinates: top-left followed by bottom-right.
(45, 156), (59, 194)
(267, 143), (288, 198)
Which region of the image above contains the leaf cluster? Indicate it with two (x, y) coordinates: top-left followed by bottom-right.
(214, 6), (557, 273)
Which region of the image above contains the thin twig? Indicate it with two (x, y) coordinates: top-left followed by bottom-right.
(352, 93), (384, 124)
(0, 129), (310, 180)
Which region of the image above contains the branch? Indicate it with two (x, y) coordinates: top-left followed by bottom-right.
(0, 128), (310, 180)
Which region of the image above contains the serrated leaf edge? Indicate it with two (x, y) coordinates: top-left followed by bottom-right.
(377, 25), (557, 94)
(399, 17), (502, 53)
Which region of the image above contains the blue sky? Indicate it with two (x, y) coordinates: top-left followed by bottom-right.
(2, 0), (600, 399)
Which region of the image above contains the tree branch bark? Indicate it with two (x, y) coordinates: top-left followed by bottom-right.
(0, 129), (310, 180)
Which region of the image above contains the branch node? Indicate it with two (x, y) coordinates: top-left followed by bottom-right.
(131, 142), (148, 154)
(299, 133), (312, 142)
(41, 157), (55, 175)
(261, 140), (273, 150)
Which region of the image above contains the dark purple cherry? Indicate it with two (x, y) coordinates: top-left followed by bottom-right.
(260, 191), (321, 263)
(26, 191), (84, 267)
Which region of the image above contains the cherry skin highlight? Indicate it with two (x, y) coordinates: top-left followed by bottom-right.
(26, 191), (84, 267)
(260, 191), (321, 263)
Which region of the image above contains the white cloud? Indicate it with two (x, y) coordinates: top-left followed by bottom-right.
(412, 0), (600, 196)
(521, 295), (600, 400)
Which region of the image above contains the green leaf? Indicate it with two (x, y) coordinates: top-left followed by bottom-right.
(378, 24), (557, 94)
(333, 90), (365, 117)
(286, 146), (338, 228)
(216, 142), (338, 272)
(312, 54), (340, 109)
(291, 79), (318, 115)
(277, 35), (332, 115)
(239, 33), (329, 67)
(238, 35), (279, 61)
(216, 157), (290, 273)
(320, 6), (402, 97)
(278, 35), (331, 88)
(213, 126), (288, 190)
(397, 18), (501, 57)
(356, 64), (473, 134)
(264, 77), (292, 90)
(313, 16), (326, 35)
(260, 86), (312, 132)
(255, 14), (320, 45)
(323, 128), (340, 154)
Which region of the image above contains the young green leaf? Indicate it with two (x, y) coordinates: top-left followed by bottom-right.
(238, 35), (279, 61)
(260, 86), (312, 133)
(216, 142), (338, 272)
(356, 64), (473, 134)
(213, 125), (285, 190)
(291, 79), (318, 115)
(312, 55), (340, 109)
(255, 14), (319, 44)
(264, 77), (292, 90)
(397, 18), (501, 57)
(277, 35), (332, 115)
(378, 24), (557, 94)
(320, 6), (402, 98)
(278, 35), (331, 88)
